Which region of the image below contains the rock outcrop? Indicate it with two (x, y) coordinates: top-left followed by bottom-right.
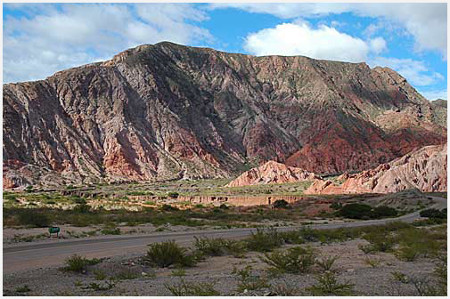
(227, 161), (318, 187)
(305, 144), (447, 194)
(3, 42), (446, 187)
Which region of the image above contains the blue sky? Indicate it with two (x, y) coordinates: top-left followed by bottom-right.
(3, 3), (447, 100)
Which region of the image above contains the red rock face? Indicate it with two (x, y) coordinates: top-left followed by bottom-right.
(3, 42), (446, 187)
(227, 160), (318, 187)
(305, 144), (447, 194)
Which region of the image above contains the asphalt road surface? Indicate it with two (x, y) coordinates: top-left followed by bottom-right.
(3, 196), (446, 274)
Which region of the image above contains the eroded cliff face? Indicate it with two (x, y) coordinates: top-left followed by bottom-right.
(226, 161), (318, 187)
(3, 42), (446, 187)
(305, 144), (447, 194)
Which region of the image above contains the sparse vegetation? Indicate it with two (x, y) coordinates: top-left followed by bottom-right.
(232, 265), (269, 292)
(63, 255), (102, 273)
(246, 227), (284, 252)
(307, 271), (354, 295)
(145, 241), (197, 268)
(165, 279), (220, 296)
(316, 255), (339, 272)
(262, 246), (316, 274)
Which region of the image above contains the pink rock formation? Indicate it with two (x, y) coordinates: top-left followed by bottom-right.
(305, 144), (447, 194)
(227, 160), (318, 187)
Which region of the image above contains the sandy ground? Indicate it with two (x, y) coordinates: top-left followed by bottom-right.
(3, 239), (437, 296)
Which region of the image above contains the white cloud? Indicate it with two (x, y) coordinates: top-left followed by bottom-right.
(369, 37), (387, 54)
(369, 57), (445, 87)
(210, 3), (447, 56)
(419, 89), (447, 101)
(244, 22), (384, 63)
(3, 4), (212, 83)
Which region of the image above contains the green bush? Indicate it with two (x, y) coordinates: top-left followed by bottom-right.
(167, 192), (179, 199)
(165, 279), (220, 296)
(145, 241), (196, 268)
(246, 227), (284, 252)
(262, 246), (316, 274)
(361, 231), (395, 253)
(339, 203), (372, 219)
(194, 237), (227, 256)
(232, 265), (269, 292)
(161, 204), (179, 211)
(307, 272), (354, 295)
(194, 237), (247, 258)
(330, 202), (342, 210)
(63, 254), (101, 273)
(73, 204), (91, 213)
(17, 210), (50, 227)
(316, 255), (339, 272)
(372, 206), (398, 218)
(273, 199), (289, 209)
(279, 230), (304, 244)
(420, 208), (447, 219)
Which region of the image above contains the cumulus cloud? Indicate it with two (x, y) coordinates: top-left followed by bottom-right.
(369, 57), (445, 87)
(210, 3), (447, 56)
(3, 3), (212, 83)
(244, 22), (385, 63)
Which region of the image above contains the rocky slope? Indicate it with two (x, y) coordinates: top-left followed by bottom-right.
(305, 144), (447, 194)
(226, 160), (318, 187)
(3, 42), (446, 187)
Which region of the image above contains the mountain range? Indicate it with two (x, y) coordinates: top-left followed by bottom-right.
(3, 42), (446, 188)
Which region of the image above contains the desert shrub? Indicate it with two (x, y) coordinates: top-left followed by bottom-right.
(299, 227), (321, 242)
(246, 227), (284, 252)
(364, 256), (381, 268)
(273, 199), (289, 209)
(219, 204), (229, 209)
(194, 237), (227, 256)
(161, 204), (179, 211)
(372, 206), (398, 218)
(167, 192), (179, 199)
(279, 230), (304, 244)
(262, 246), (316, 274)
(73, 204), (91, 213)
(361, 231), (395, 253)
(72, 196), (87, 205)
(63, 254), (101, 273)
(17, 210), (50, 227)
(101, 227), (121, 235)
(391, 271), (410, 283)
(420, 208), (447, 219)
(15, 285), (31, 293)
(232, 265), (269, 292)
(316, 255), (339, 272)
(270, 282), (298, 296)
(394, 228), (441, 261)
(194, 237), (247, 257)
(165, 279), (219, 296)
(113, 268), (141, 280)
(330, 202), (342, 210)
(413, 218), (446, 226)
(339, 203), (372, 219)
(145, 240), (196, 268)
(307, 272), (354, 295)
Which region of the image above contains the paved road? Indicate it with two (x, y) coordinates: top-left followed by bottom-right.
(3, 196), (446, 274)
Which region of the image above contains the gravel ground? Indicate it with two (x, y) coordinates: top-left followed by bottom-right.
(3, 239), (438, 296)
